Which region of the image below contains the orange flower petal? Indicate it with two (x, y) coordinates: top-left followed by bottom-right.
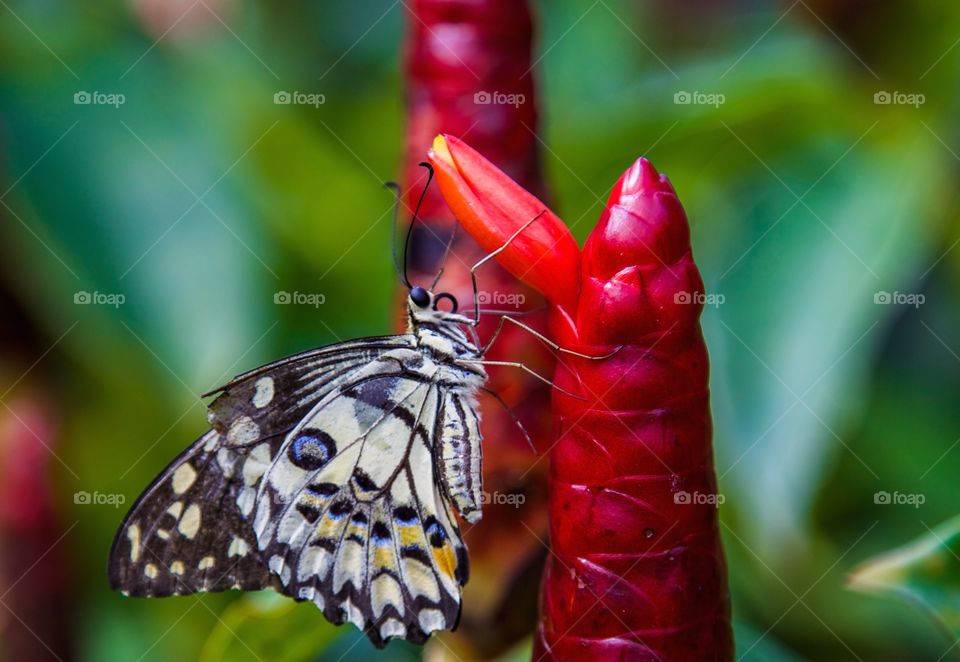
(428, 134), (580, 312)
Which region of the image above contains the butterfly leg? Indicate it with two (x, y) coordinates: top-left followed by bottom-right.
(480, 386), (536, 453)
(458, 359), (585, 400)
(480, 315), (621, 359)
(468, 210), (547, 324)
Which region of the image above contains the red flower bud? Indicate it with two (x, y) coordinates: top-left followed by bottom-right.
(430, 139), (733, 661)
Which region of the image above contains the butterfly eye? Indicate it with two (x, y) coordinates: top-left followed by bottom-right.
(433, 292), (458, 313)
(409, 286), (430, 307)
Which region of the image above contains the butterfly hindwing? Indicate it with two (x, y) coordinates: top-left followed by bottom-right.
(109, 336), (414, 599)
(252, 349), (469, 646)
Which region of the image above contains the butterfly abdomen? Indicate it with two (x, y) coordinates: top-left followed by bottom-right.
(436, 390), (484, 523)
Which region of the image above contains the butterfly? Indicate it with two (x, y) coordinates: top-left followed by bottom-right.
(107, 164), (589, 648)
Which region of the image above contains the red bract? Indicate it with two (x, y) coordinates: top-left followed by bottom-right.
(430, 135), (580, 313)
(429, 139), (733, 661)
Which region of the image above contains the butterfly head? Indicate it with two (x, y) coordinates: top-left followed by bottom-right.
(408, 285), (458, 313)
(407, 285), (470, 327)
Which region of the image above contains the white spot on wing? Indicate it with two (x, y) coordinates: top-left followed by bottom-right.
(236, 487), (256, 517)
(227, 416), (260, 446)
(269, 554), (291, 585)
(344, 598), (365, 630)
(144, 563), (158, 579)
(198, 556), (215, 570)
(178, 504), (201, 539)
(216, 448), (239, 478)
(298, 546), (334, 583)
(166, 501), (184, 519)
(418, 608), (445, 633)
(380, 619), (405, 640)
(170, 561), (185, 575)
(171, 463), (197, 494)
(227, 536), (250, 557)
(127, 525), (141, 562)
(297, 586), (315, 601)
(242, 443), (271, 487)
(202, 432), (218, 452)
(252, 377), (275, 408)
(371, 574), (404, 618)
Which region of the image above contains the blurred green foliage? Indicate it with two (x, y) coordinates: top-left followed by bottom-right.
(2, 0), (960, 659)
(850, 515), (960, 642)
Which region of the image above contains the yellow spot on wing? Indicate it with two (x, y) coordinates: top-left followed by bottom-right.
(432, 544), (456, 582)
(374, 546), (397, 572)
(398, 525), (421, 548)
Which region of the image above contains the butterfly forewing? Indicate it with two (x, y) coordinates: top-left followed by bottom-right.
(109, 326), (483, 648)
(107, 430), (273, 597)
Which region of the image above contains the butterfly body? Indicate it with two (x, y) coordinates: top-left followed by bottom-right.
(109, 289), (487, 647)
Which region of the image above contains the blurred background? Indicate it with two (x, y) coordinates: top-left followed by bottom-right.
(1, 0), (959, 660)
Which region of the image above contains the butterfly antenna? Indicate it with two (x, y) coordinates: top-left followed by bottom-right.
(384, 181), (405, 286)
(402, 162), (434, 289)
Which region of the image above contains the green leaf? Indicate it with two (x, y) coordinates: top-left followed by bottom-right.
(199, 592), (344, 662)
(849, 515), (960, 641)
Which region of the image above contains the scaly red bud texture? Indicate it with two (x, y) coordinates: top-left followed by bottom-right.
(430, 135), (733, 661)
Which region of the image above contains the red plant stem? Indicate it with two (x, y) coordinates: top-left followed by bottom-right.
(403, 0), (543, 226)
(536, 159), (732, 660)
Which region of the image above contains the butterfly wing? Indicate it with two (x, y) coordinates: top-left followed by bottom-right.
(252, 347), (470, 647)
(108, 335), (414, 598)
